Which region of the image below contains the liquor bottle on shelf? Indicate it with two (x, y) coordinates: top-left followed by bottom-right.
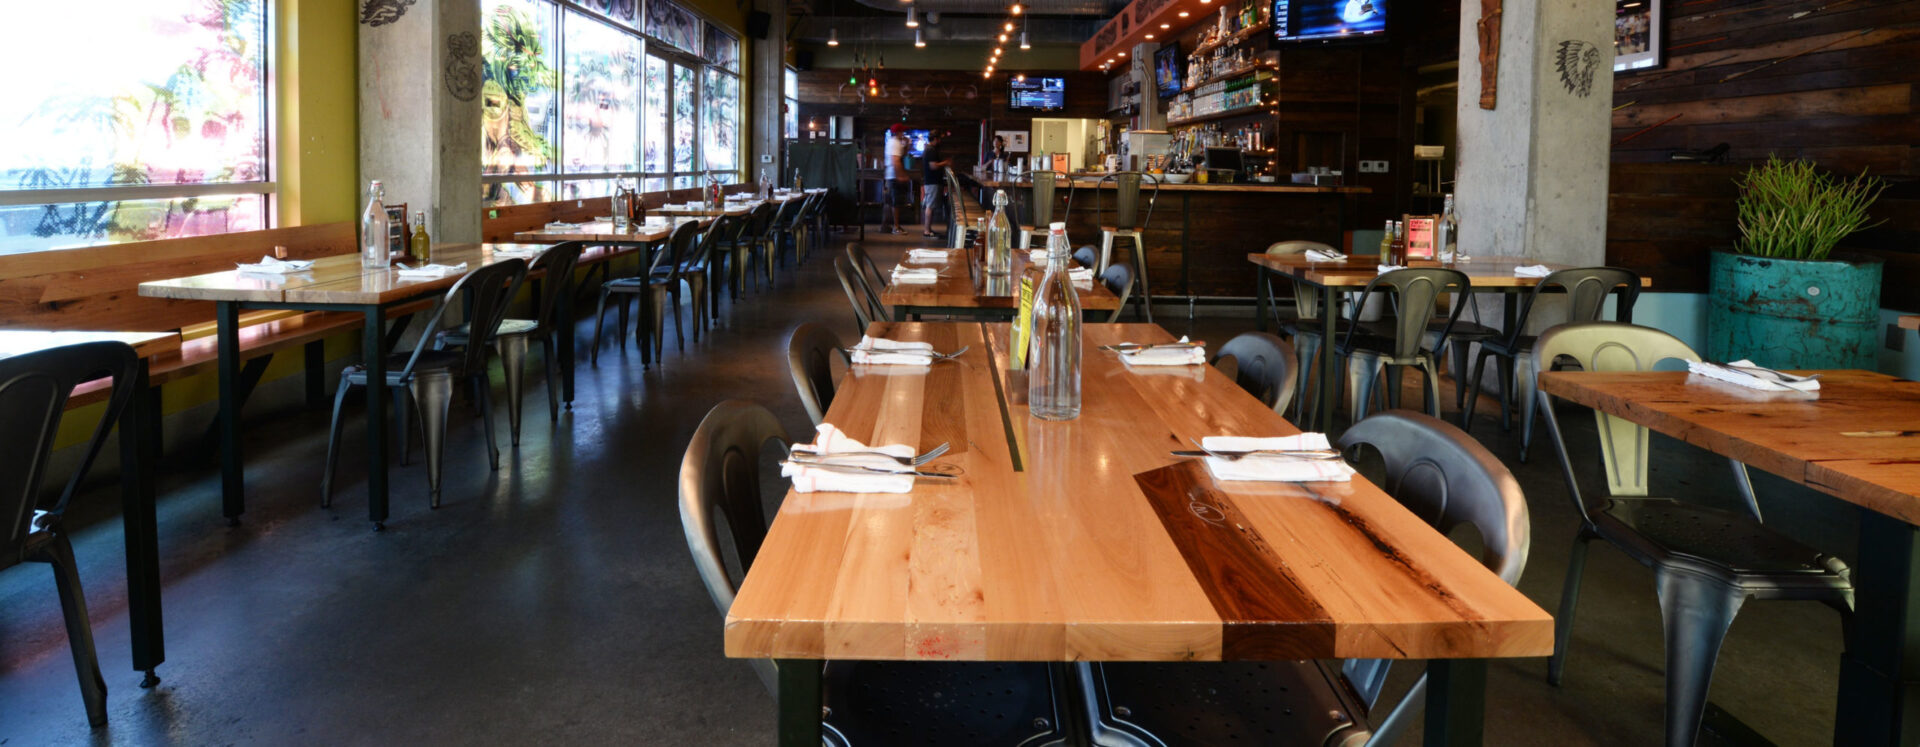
(1029, 222), (1082, 421)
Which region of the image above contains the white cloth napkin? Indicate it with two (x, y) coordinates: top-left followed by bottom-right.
(1200, 434), (1357, 483)
(856, 335), (934, 352)
(235, 256), (313, 274)
(781, 423), (917, 494)
(1306, 249), (1346, 262)
(906, 249), (950, 263)
(544, 221), (582, 231)
(892, 266), (940, 284)
(491, 247), (541, 258)
(1440, 251), (1472, 262)
(1687, 359), (1821, 392)
(1514, 264), (1553, 278)
(395, 262), (468, 279)
(851, 348), (932, 366)
(1066, 267), (1094, 283)
(1120, 338), (1206, 367)
(1377, 264), (1406, 274)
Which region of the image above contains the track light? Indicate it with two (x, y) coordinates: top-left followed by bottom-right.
(905, 7), (919, 27)
(827, 27), (839, 45)
(914, 28), (925, 46)
(1020, 31), (1030, 49)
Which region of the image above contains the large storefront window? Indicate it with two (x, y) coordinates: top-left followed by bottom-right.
(0, 0), (270, 255)
(483, 0), (744, 205)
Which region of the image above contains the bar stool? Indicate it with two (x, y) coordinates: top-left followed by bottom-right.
(1092, 171), (1158, 322)
(1018, 170), (1071, 249)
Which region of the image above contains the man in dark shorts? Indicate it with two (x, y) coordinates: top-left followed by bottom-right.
(919, 132), (952, 238)
(880, 124), (909, 234)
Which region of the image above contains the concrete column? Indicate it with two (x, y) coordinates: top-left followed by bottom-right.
(358, 0), (483, 243)
(750, 0), (788, 183)
(1454, 0), (1614, 264)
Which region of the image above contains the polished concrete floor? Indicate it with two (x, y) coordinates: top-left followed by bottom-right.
(1, 229), (1857, 745)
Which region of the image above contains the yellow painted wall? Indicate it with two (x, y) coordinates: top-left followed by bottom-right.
(278, 0), (361, 226)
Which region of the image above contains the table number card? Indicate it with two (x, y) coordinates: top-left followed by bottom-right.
(1011, 276), (1036, 370)
(1404, 215), (1437, 260)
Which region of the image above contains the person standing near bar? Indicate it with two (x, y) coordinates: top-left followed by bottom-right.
(920, 132), (952, 238)
(880, 124), (910, 235)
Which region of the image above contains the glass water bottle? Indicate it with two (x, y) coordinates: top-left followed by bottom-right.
(985, 190), (1014, 276)
(361, 180), (391, 268)
(1029, 222), (1082, 421)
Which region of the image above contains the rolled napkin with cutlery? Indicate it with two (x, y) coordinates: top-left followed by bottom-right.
(1067, 267), (1094, 283)
(1198, 434), (1357, 483)
(892, 266), (940, 284)
(1306, 249), (1347, 262)
(1514, 264), (1553, 278)
(906, 249), (950, 263)
(781, 423), (917, 494)
(236, 256), (314, 274)
(1377, 264), (1406, 274)
(851, 348), (933, 366)
(856, 335), (935, 353)
(395, 262), (468, 279)
(1117, 337), (1207, 367)
(1687, 359), (1821, 392)
(543, 221), (582, 230)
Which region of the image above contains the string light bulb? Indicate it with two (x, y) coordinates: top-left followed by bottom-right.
(1004, 21), (1015, 31)
(1011, 2), (1023, 13)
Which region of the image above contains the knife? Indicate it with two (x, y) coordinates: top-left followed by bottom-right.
(782, 459), (958, 479)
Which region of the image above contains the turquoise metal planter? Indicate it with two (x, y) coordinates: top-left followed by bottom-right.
(1707, 250), (1882, 370)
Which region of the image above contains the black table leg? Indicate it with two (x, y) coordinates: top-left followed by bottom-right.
(119, 359), (164, 687)
(559, 280), (577, 406)
(1318, 283), (1338, 433)
(363, 306), (390, 529)
(215, 301), (245, 524)
(1255, 266), (1271, 333)
(777, 659), (824, 747)
(1424, 658), (1488, 746)
(1835, 509), (1920, 745)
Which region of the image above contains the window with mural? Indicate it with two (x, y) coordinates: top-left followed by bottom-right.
(483, 0), (744, 205)
(0, 0), (270, 255)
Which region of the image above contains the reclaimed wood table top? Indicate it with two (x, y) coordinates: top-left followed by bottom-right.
(880, 249), (1123, 312)
(1538, 369), (1920, 525)
(512, 216), (707, 243)
(141, 244), (549, 306)
(1246, 254), (1655, 289)
(725, 321), (1554, 662)
(0, 330), (181, 362)
(138, 254), (378, 303)
(278, 243), (545, 306)
(654, 203), (755, 217)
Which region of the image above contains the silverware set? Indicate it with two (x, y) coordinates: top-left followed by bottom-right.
(1098, 341), (1205, 353)
(840, 345), (970, 360)
(783, 441), (959, 479)
(1174, 438), (1343, 462)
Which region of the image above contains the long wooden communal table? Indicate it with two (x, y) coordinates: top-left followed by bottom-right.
(0, 330), (179, 686)
(727, 321), (1555, 746)
(1538, 369), (1920, 745)
(879, 248), (1124, 321)
(139, 243), (557, 529)
(1248, 253), (1653, 433)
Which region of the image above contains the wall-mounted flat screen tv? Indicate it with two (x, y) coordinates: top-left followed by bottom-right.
(1154, 45), (1183, 99)
(1274, 0), (1388, 43)
(1009, 77), (1066, 112)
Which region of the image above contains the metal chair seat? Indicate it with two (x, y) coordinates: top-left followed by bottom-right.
(821, 660), (1070, 747)
(1088, 660), (1366, 747)
(342, 350), (465, 385)
(443, 318), (538, 341)
(1592, 498), (1849, 577)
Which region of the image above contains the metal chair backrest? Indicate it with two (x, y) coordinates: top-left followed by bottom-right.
(686, 214), (736, 273)
(787, 323), (847, 426)
(1028, 170), (1070, 228)
(678, 399), (789, 696)
(1072, 246), (1098, 269)
(847, 243), (889, 290)
(1099, 263), (1134, 323)
(1, 341), (139, 556)
(1210, 332), (1297, 416)
(1335, 409), (1532, 743)
(1500, 267), (1642, 348)
(415, 259), (527, 377)
(739, 202), (776, 242)
(649, 219), (701, 287)
(768, 197), (804, 236)
(943, 167), (969, 227)
(833, 256), (876, 333)
(1341, 268), (1471, 361)
(1535, 321), (1699, 501)
(530, 242), (584, 333)
(843, 245), (888, 316)
(1097, 171), (1158, 231)
(1266, 241), (1332, 318)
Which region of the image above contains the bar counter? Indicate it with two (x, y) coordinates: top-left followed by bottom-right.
(967, 174), (1369, 301)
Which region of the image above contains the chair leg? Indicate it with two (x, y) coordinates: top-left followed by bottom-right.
(475, 374), (500, 472)
(1547, 531), (1595, 686)
(411, 371), (453, 508)
(614, 294), (630, 350)
(542, 335), (561, 426)
(667, 287), (685, 352)
(1099, 231), (1114, 273)
(1464, 349), (1492, 432)
(1293, 335), (1319, 423)
(394, 386), (412, 466)
(1497, 354), (1518, 431)
(320, 375), (353, 507)
(42, 534), (108, 727)
(1655, 569), (1748, 747)
(1131, 234), (1152, 323)
(685, 276), (707, 341)
(1449, 340), (1471, 411)
(497, 334), (528, 446)
(1422, 359), (1443, 419)
(591, 288), (611, 367)
(1518, 353), (1543, 463)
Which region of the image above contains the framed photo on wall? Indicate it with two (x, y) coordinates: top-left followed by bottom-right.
(1614, 0), (1662, 72)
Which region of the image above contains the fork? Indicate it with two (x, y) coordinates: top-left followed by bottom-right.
(788, 441), (950, 466)
(1180, 438), (1341, 462)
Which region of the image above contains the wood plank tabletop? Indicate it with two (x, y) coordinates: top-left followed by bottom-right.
(280, 243), (538, 306)
(1538, 369), (1920, 525)
(138, 254), (376, 303)
(881, 248), (1123, 312)
(1246, 253), (1656, 289)
(654, 204), (755, 217)
(0, 330), (181, 362)
(725, 321), (1554, 663)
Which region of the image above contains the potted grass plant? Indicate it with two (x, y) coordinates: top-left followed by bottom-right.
(1707, 156), (1886, 369)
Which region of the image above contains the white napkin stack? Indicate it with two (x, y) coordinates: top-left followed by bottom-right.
(1687, 359), (1821, 392)
(856, 335), (934, 353)
(544, 221), (582, 231)
(906, 249), (951, 263)
(1200, 434), (1357, 483)
(850, 336), (934, 366)
(892, 266), (940, 284)
(1119, 337), (1206, 367)
(491, 247), (541, 258)
(1514, 264), (1553, 278)
(395, 262), (468, 279)
(1306, 249), (1347, 262)
(236, 256), (314, 274)
(1440, 251), (1472, 262)
(781, 423), (917, 494)
(1377, 264), (1406, 274)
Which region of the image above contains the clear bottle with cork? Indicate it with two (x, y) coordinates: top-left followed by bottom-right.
(1029, 222), (1082, 421)
(360, 180), (392, 269)
(985, 190), (1014, 276)
(1438, 193), (1459, 260)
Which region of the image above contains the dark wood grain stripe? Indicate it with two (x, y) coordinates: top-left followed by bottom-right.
(919, 323), (968, 456)
(1135, 460), (1334, 659)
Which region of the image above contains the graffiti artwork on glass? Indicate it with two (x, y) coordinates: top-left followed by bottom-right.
(482, 0), (559, 206)
(563, 12), (640, 175)
(0, 0), (267, 254)
(646, 0), (700, 54)
(705, 26), (738, 71)
(580, 0), (637, 27)
(704, 70), (738, 173)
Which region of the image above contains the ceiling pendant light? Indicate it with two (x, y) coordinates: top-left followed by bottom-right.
(827, 27), (840, 46)
(1020, 28), (1030, 49)
(914, 28), (926, 47)
(905, 6), (919, 28)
